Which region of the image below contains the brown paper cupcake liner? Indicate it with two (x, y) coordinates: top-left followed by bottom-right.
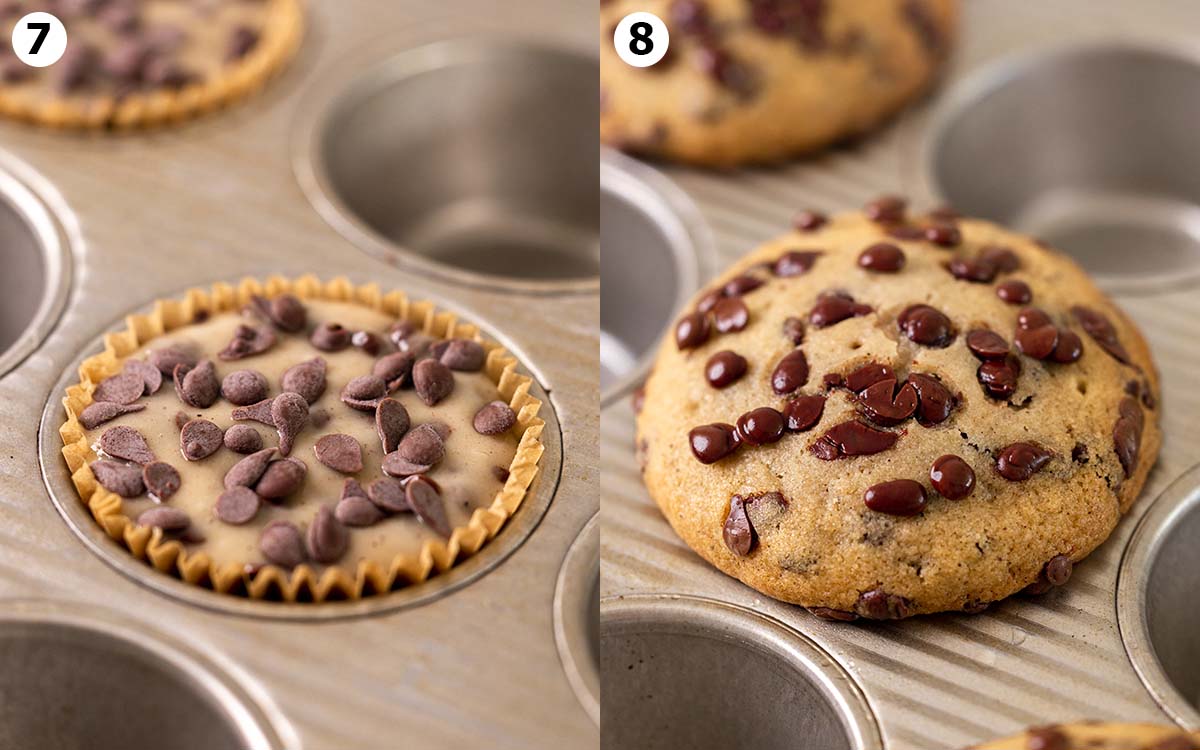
(0, 0), (304, 130)
(60, 275), (546, 602)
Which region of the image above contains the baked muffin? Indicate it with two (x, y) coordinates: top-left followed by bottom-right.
(968, 723), (1200, 750)
(600, 0), (958, 166)
(636, 199), (1160, 619)
(60, 277), (544, 601)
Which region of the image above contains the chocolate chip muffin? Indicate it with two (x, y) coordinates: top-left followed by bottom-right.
(0, 0), (302, 129)
(968, 723), (1200, 750)
(600, 0), (958, 166)
(636, 199), (1160, 619)
(60, 277), (545, 601)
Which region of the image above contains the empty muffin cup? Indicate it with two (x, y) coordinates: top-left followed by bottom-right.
(0, 156), (72, 378)
(296, 39), (599, 294)
(600, 595), (881, 750)
(600, 150), (715, 406)
(1118, 464), (1200, 727)
(927, 43), (1200, 291)
(554, 513), (599, 725)
(0, 601), (285, 750)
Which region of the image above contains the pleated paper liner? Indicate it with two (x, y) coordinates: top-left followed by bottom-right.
(60, 275), (546, 602)
(0, 0), (303, 130)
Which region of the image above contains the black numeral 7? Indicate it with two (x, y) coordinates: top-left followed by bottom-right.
(26, 22), (50, 55)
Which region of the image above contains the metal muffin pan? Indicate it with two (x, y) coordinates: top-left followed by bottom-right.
(294, 37), (600, 295)
(554, 511), (600, 726)
(601, 2), (1200, 748)
(0, 1), (598, 748)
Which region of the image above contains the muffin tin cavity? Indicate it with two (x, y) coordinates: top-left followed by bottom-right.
(296, 39), (599, 293)
(600, 595), (881, 750)
(928, 44), (1200, 291)
(554, 513), (599, 725)
(600, 151), (714, 406)
(1117, 464), (1200, 727)
(0, 601), (286, 750)
(0, 157), (72, 378)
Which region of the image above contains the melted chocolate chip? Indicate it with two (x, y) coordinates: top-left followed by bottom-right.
(857, 242), (905, 272)
(782, 317), (805, 344)
(898, 304), (955, 347)
(864, 479), (927, 516)
(1014, 325), (1059, 360)
(996, 442), (1052, 481)
(929, 454), (975, 500)
(996, 280), (1032, 305)
(783, 394), (825, 432)
(810, 421), (898, 460)
(793, 209), (826, 231)
(1050, 330), (1083, 363)
(712, 296), (749, 333)
(689, 423), (740, 464)
(965, 329), (1009, 360)
(980, 245), (1020, 272)
(924, 222), (961, 247)
(1072, 305), (1131, 364)
(977, 355), (1021, 399)
(946, 256), (997, 283)
(770, 349), (809, 394)
(886, 224), (925, 240)
(736, 407), (785, 446)
(722, 495), (754, 556)
(908, 373), (955, 425)
(1017, 307), (1052, 331)
(864, 195), (906, 224)
(675, 312), (710, 350)
(845, 363), (894, 393)
(1113, 396), (1144, 478)
(856, 379), (918, 426)
(723, 275), (764, 296)
(773, 250), (821, 277)
(705, 350), (747, 388)
(809, 292), (872, 329)
(855, 589), (912, 620)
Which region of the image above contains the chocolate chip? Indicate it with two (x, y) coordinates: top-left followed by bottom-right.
(180, 418), (223, 461)
(996, 442), (1052, 481)
(338, 374), (384, 412)
(898, 304), (955, 347)
(174, 411), (191, 430)
(694, 44), (757, 97)
(1072, 306), (1131, 364)
(1017, 307), (1052, 331)
(857, 243), (905, 272)
(977, 355), (1021, 400)
(279, 357), (326, 404)
(382, 454), (432, 478)
(695, 288), (723, 314)
(845, 363), (894, 392)
(809, 291), (871, 329)
(221, 369), (268, 406)
(864, 195), (906, 224)
(810, 421), (898, 460)
(783, 395), (825, 432)
(473, 401), (516, 436)
(711, 296), (749, 333)
(705, 350), (747, 388)
(1114, 396), (1144, 478)
(1051, 330), (1083, 363)
(174, 360), (220, 408)
(946, 256), (997, 283)
(808, 607), (858, 622)
(929, 455), (975, 500)
(214, 486), (260, 525)
(367, 476), (410, 513)
(735, 407), (785, 446)
(928, 205), (959, 222)
(770, 349), (809, 394)
(782, 317), (805, 344)
(772, 250), (821, 277)
(79, 401), (145, 429)
(310, 433), (361, 474)
(1045, 554), (1073, 586)
(793, 209), (826, 231)
(310, 322), (351, 352)
(222, 424), (263, 454)
(259, 521), (305, 568)
(670, 0), (710, 34)
(396, 423), (445, 466)
(675, 312), (711, 350)
(142, 56), (193, 89)
(123, 359), (163, 395)
(305, 505), (348, 564)
(227, 25), (259, 61)
(688, 423), (740, 464)
(722, 495), (754, 556)
(979, 245), (1020, 272)
(855, 589), (912, 620)
(337, 494), (385, 527)
(413, 359), (455, 406)
(908, 373), (956, 425)
(492, 466), (510, 483)
(886, 224), (925, 240)
(1026, 727), (1068, 750)
(271, 392), (308, 457)
(352, 330), (383, 356)
(923, 222), (961, 247)
(219, 324), (276, 360)
(93, 370), (145, 405)
(100, 425), (154, 465)
(996, 280), (1032, 304)
(223, 448), (275, 490)
(1015, 324), (1060, 360)
(407, 476), (452, 538)
(137, 507), (190, 532)
(857, 379), (918, 425)
(864, 479), (927, 516)
(231, 397), (275, 426)
(91, 459), (144, 497)
(723, 275), (764, 296)
(966, 329), (1010, 360)
(371, 398), (410, 454)
(256, 457), (308, 499)
(440, 339), (486, 371)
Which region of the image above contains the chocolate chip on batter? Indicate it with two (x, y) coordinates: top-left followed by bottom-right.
(966, 329), (1010, 360)
(137, 507), (190, 532)
(864, 195), (906, 224)
(845, 363), (894, 393)
(1072, 305), (1132, 364)
(1017, 306), (1052, 331)
(977, 355), (1021, 400)
(1014, 324), (1060, 360)
(886, 224), (925, 240)
(263, 294), (307, 332)
(79, 401), (145, 429)
(305, 505), (349, 564)
(215, 486), (261, 525)
(373, 351), (416, 391)
(1044, 554), (1073, 587)
(341, 374), (387, 412)
(857, 242), (905, 272)
(366, 476), (410, 513)
(91, 459), (145, 498)
(100, 425), (155, 465)
(307, 321), (349, 351)
(810, 421), (898, 460)
(174, 411), (191, 430)
(381, 453), (432, 478)
(924, 222), (961, 247)
(473, 401), (516, 436)
(231, 397), (275, 426)
(946, 256), (997, 283)
(855, 589), (912, 620)
(705, 350), (747, 388)
(996, 442), (1052, 481)
(770, 349), (809, 394)
(149, 345), (196, 376)
(396, 423), (445, 467)
(351, 330), (383, 356)
(407, 477), (453, 538)
(314, 434), (363, 474)
(1050, 330), (1083, 363)
(929, 454), (975, 500)
(809, 291), (872, 329)
(711, 296), (749, 333)
(174, 360), (220, 408)
(864, 479), (927, 516)
(223, 448), (275, 490)
(271, 392), (308, 456)
(793, 209), (826, 232)
(1114, 396), (1144, 478)
(908, 372), (956, 425)
(413, 359), (455, 406)
(783, 394), (825, 432)
(219, 324), (276, 361)
(695, 288), (722, 315)
(221, 369), (269, 406)
(93, 370), (145, 405)
(736, 407), (785, 446)
(123, 359), (163, 396)
(980, 245), (1020, 273)
(996, 280), (1032, 305)
(722, 495), (755, 556)
(688, 423), (741, 464)
(898, 304), (955, 347)
(337, 492), (385, 527)
(256, 457), (308, 499)
(440, 339), (486, 371)
(227, 25), (259, 62)
(180, 418), (223, 461)
(373, 398), (410, 454)
(670, 0), (710, 34)
(492, 466), (510, 483)
(724, 275), (765, 296)
(1024, 727), (1068, 750)
(857, 379), (918, 426)
(278, 356), (326, 404)
(772, 250), (821, 278)
(782, 316), (805, 344)
(675, 311), (711, 350)
(259, 521), (306, 568)
(222, 424), (263, 454)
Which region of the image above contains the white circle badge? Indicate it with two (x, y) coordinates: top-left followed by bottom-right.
(613, 12), (669, 69)
(12, 12), (67, 68)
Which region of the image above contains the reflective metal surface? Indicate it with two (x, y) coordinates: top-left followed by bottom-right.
(554, 512), (600, 726)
